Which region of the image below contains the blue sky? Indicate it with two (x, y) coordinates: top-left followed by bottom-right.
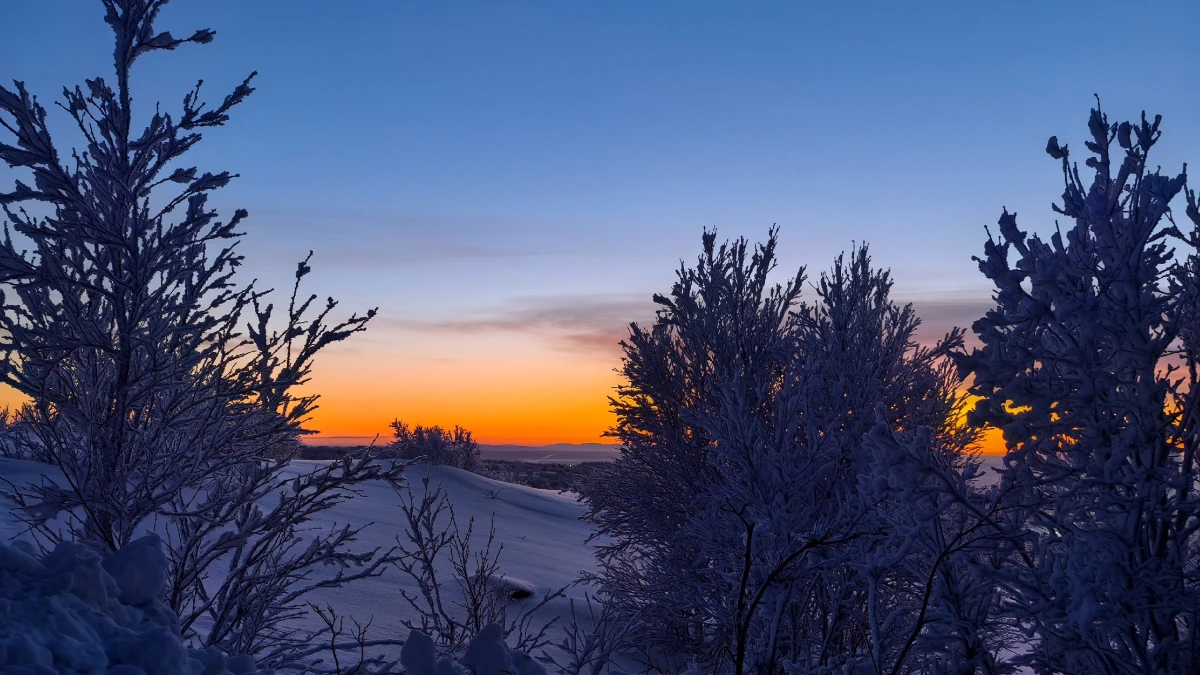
(2, 0), (1197, 442)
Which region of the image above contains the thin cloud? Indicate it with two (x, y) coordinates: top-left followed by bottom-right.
(382, 294), (658, 357)
(377, 293), (995, 357)
(307, 242), (550, 267)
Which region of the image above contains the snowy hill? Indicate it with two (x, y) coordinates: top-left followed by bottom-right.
(280, 460), (604, 663)
(0, 457), (604, 668)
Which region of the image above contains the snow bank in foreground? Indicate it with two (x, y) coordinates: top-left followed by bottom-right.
(0, 534), (269, 675)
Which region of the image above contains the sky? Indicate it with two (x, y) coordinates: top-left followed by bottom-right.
(1, 1), (1197, 448)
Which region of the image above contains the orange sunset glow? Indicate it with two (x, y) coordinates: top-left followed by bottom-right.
(0, 338), (1013, 453)
(295, 331), (624, 446)
(0, 293), (1015, 451)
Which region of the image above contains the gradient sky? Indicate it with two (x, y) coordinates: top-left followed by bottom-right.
(2, 1), (1197, 448)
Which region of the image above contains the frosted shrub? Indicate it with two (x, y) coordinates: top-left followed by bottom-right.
(391, 474), (566, 657)
(0, 534), (548, 675)
(389, 421), (481, 471)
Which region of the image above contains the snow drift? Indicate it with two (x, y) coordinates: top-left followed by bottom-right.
(0, 534), (269, 675)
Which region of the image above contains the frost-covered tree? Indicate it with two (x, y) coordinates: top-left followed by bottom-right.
(0, 1), (406, 669)
(856, 409), (1017, 675)
(579, 228), (803, 654)
(956, 104), (1200, 673)
(390, 419), (481, 471)
(686, 246), (992, 675)
(583, 231), (1002, 674)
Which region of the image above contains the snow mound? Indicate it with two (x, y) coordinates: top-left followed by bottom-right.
(0, 534), (270, 675)
(481, 574), (537, 600)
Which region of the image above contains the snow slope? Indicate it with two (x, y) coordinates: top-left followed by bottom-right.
(282, 460), (600, 646)
(0, 457), (604, 669)
(0, 530), (553, 675)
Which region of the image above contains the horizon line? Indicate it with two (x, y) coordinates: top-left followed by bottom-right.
(301, 435), (621, 448)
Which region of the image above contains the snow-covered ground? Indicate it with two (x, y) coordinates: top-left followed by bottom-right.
(282, 459), (600, 647)
(1, 453), (1016, 673)
(0, 457), (604, 670)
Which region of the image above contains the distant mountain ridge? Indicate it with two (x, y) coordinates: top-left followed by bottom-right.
(480, 443), (620, 463)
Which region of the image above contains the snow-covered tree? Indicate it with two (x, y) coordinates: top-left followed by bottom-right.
(686, 245), (994, 675)
(0, 1), (406, 668)
(579, 228), (803, 657)
(390, 419), (481, 471)
(956, 104), (1200, 673)
(856, 409), (1017, 675)
(583, 231), (1003, 673)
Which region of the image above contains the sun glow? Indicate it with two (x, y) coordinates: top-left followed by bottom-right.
(0, 359), (1018, 453)
(291, 333), (624, 446)
(0, 341), (1019, 453)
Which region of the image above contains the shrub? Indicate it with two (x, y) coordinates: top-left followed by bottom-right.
(389, 420), (481, 471)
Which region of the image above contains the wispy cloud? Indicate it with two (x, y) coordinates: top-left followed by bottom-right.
(380, 293), (996, 356)
(382, 294), (658, 358)
(305, 242), (558, 268)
